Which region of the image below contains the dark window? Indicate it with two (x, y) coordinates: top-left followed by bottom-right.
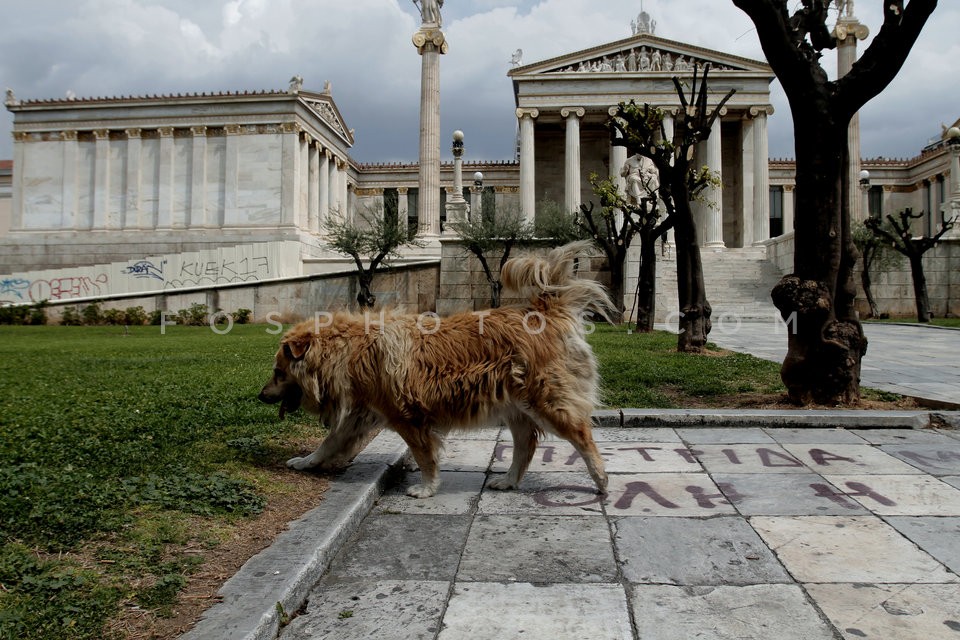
(769, 186), (784, 237)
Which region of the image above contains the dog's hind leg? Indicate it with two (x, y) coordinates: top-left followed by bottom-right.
(394, 426), (442, 498)
(488, 413), (540, 491)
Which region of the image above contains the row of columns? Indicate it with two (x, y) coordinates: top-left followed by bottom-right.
(11, 124), (350, 233)
(515, 105), (772, 247)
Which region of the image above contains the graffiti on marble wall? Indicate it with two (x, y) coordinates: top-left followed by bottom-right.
(1, 242), (294, 305)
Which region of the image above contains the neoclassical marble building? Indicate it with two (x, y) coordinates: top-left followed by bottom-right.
(1, 12), (956, 312)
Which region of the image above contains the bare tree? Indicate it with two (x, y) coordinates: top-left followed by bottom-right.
(325, 204), (424, 308)
(852, 219), (902, 318)
(448, 207), (533, 308)
(864, 208), (956, 322)
(608, 74), (733, 352)
(733, 0), (938, 403)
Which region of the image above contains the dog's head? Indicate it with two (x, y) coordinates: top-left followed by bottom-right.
(258, 332), (312, 419)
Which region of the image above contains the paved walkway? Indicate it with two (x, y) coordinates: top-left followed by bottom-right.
(275, 427), (960, 640)
(684, 321), (960, 407)
(181, 323), (960, 640)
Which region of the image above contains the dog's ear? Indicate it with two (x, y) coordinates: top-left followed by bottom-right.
(282, 336), (310, 361)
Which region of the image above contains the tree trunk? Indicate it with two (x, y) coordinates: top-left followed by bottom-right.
(607, 252), (626, 325)
(489, 278), (502, 309)
(356, 273), (376, 308)
(860, 259), (880, 319)
(772, 123), (866, 405)
(633, 228), (658, 332)
(908, 253), (931, 322)
(672, 197), (710, 352)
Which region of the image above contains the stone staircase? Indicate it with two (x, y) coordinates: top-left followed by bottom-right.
(627, 246), (785, 323)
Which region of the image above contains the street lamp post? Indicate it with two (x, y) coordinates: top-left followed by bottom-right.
(858, 168), (871, 220)
(443, 130), (468, 233)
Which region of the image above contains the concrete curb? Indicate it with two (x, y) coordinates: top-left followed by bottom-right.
(180, 431), (408, 640)
(180, 409), (960, 639)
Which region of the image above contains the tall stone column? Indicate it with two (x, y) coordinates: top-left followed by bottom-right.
(703, 116), (724, 248)
(835, 10), (870, 221)
(60, 131), (79, 230)
(413, 25), (447, 237)
(190, 126), (207, 228)
(561, 107), (584, 215)
(398, 187), (410, 229)
(783, 184), (795, 235)
(339, 160), (350, 222)
(308, 139), (320, 233)
(318, 149), (330, 227)
(93, 129), (111, 229)
(662, 113), (675, 247)
(751, 107), (770, 244)
(327, 153), (339, 217)
(224, 124), (241, 228)
(280, 122), (301, 227)
(157, 126), (176, 228)
(124, 129), (142, 229)
(517, 108), (538, 222)
(946, 129), (960, 238)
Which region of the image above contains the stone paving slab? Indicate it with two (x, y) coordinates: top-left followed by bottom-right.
(820, 474), (960, 515)
(438, 582), (633, 640)
(749, 515), (959, 584)
(764, 427), (868, 444)
(712, 472), (870, 515)
(457, 514), (617, 583)
(886, 516), (960, 574)
(613, 516), (791, 585)
(781, 443), (928, 475)
(879, 443), (960, 475)
(630, 584), (838, 640)
(805, 583), (960, 640)
(490, 440), (703, 474)
(281, 579), (448, 640)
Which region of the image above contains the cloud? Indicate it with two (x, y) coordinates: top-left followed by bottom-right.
(1, 0), (956, 164)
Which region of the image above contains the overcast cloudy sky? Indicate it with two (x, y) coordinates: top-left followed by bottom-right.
(1, 0), (957, 164)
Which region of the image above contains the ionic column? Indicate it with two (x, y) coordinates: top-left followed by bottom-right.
(60, 131), (79, 230)
(10, 132), (26, 230)
(190, 126), (208, 227)
(740, 115), (756, 246)
(157, 127), (176, 228)
(751, 107), (770, 244)
(93, 129), (111, 229)
(517, 108), (538, 222)
(280, 122), (301, 226)
(783, 184), (795, 235)
(328, 154), (339, 217)
(124, 129), (142, 229)
(339, 160), (349, 222)
(703, 115), (724, 248)
(224, 124), (242, 227)
(318, 149), (330, 227)
(308, 139), (320, 233)
(836, 15), (870, 221)
(398, 187), (410, 229)
(414, 26), (447, 237)
(561, 107), (584, 215)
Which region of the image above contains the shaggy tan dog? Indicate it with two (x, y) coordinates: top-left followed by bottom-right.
(258, 241), (613, 498)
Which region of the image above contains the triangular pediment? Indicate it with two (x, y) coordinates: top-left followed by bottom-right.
(299, 92), (354, 145)
(509, 34), (771, 78)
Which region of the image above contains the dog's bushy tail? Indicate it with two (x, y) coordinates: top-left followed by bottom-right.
(501, 240), (615, 321)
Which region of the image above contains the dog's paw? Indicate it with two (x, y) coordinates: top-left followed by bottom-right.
(286, 456), (315, 471)
(487, 476), (518, 491)
(406, 483), (438, 498)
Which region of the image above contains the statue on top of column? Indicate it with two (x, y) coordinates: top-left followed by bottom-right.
(414, 0), (443, 26)
(836, 0), (854, 18)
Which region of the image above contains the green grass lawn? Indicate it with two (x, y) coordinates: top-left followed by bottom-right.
(0, 322), (808, 638)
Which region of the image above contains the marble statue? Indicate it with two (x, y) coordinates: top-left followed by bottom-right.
(288, 75), (304, 94)
(621, 154), (660, 205)
(510, 49), (523, 67)
(415, 0), (443, 26)
(5, 88), (17, 106)
(651, 49), (662, 71)
(639, 47), (651, 71)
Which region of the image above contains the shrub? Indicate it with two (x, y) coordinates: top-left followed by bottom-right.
(176, 303), (209, 326)
(102, 308), (126, 325)
(124, 306), (148, 326)
(148, 309), (165, 325)
(231, 308), (252, 324)
(60, 306), (82, 326)
(81, 303), (103, 325)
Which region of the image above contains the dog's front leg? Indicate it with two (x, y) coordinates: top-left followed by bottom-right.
(394, 427), (441, 498)
(287, 411), (378, 471)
